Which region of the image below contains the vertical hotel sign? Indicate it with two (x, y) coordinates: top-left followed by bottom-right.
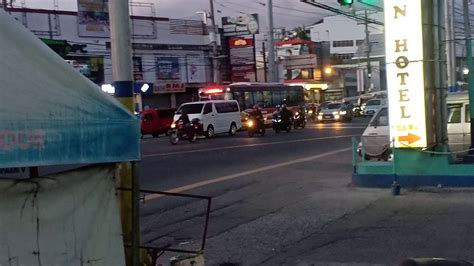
(385, 0), (427, 148)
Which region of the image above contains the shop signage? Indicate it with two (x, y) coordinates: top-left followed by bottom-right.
(384, 0), (427, 148)
(222, 14), (259, 36)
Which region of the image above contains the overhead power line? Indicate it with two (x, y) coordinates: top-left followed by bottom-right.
(300, 0), (384, 26)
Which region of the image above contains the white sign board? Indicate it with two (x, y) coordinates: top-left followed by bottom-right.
(384, 0), (427, 148)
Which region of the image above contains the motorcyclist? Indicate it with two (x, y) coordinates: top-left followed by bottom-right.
(249, 104), (264, 129)
(176, 110), (191, 135)
(279, 104), (293, 125)
(297, 104), (306, 119)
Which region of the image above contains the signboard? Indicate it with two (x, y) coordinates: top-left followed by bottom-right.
(186, 55), (206, 83)
(133, 57), (143, 81)
(156, 57), (181, 80)
(77, 0), (110, 37)
(153, 83), (186, 94)
(222, 14), (259, 37)
(385, 0), (427, 148)
(228, 37), (256, 82)
(231, 65), (255, 82)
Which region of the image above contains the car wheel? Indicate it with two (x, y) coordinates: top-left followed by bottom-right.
(229, 123), (237, 136)
(206, 125), (215, 138)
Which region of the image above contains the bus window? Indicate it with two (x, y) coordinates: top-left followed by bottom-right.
(253, 91), (264, 107)
(233, 91), (245, 110)
(272, 91), (282, 106)
(244, 91), (253, 110)
(263, 91), (272, 107)
(289, 89), (304, 106)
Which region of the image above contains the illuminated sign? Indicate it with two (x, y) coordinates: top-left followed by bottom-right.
(384, 0), (427, 148)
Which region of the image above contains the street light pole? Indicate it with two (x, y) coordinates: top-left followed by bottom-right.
(267, 0), (276, 82)
(463, 0), (474, 153)
(365, 9), (371, 93)
(209, 0), (221, 83)
(108, 1), (140, 265)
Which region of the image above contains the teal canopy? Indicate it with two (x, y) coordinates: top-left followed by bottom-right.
(0, 10), (140, 168)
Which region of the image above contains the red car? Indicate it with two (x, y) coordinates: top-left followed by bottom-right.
(140, 108), (176, 137)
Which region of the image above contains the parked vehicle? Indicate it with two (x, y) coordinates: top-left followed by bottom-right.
(293, 110), (306, 129)
(140, 108), (176, 137)
(246, 118), (266, 137)
(169, 118), (200, 145)
(363, 99), (386, 117)
(317, 103), (353, 123)
(173, 100), (242, 138)
(272, 113), (292, 133)
(359, 92), (471, 160)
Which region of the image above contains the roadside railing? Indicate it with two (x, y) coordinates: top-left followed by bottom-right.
(118, 187), (212, 264)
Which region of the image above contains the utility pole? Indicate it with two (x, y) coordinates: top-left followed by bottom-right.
(262, 41), (268, 82)
(364, 9), (371, 93)
(209, 0), (221, 83)
(463, 0), (474, 154)
(108, 1), (140, 265)
(267, 0), (276, 82)
(2, 0), (8, 11)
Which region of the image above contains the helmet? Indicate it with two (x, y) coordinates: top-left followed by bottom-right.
(275, 105), (281, 108)
(281, 104), (287, 109)
(253, 104), (260, 110)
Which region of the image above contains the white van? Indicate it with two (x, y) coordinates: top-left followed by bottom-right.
(447, 92), (470, 151)
(174, 100), (242, 138)
(363, 98), (387, 117)
(359, 92), (471, 160)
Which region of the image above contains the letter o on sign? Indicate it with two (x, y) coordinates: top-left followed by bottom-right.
(395, 56), (409, 69)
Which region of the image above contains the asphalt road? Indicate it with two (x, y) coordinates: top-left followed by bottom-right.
(138, 118), (474, 265)
(139, 118), (370, 264)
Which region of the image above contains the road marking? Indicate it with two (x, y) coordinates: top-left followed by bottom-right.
(142, 134), (359, 158)
(306, 125), (367, 129)
(144, 147), (352, 201)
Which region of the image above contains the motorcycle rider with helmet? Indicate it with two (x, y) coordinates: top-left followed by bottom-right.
(249, 104), (264, 129)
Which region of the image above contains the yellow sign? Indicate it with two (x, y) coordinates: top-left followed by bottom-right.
(384, 0), (427, 148)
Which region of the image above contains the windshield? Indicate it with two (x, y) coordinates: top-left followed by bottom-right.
(176, 103), (204, 114)
(367, 100), (381, 106)
(325, 103), (341, 109)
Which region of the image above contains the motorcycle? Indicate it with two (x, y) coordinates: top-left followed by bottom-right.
(293, 111), (306, 129)
(169, 118), (200, 145)
(247, 117), (266, 137)
(307, 109), (317, 121)
(272, 114), (292, 133)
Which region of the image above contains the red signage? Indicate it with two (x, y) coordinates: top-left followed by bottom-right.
(229, 37), (254, 48)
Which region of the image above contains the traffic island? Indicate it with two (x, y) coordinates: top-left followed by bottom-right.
(353, 148), (474, 188)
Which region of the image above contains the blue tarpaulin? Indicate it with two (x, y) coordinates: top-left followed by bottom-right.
(0, 10), (140, 168)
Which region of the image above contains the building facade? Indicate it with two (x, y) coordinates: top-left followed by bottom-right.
(7, 7), (213, 110)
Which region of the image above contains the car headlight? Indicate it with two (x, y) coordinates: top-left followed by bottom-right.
(339, 110), (347, 115)
(318, 115), (323, 120)
(170, 122), (176, 129)
(332, 111), (339, 115)
(335, 114), (340, 120)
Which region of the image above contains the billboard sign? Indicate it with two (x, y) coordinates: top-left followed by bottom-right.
(77, 0), (110, 37)
(228, 37), (256, 82)
(186, 55), (206, 83)
(384, 0), (427, 148)
(156, 57), (181, 80)
(222, 14), (259, 36)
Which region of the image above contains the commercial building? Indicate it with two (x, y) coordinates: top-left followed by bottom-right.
(6, 6), (213, 110)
